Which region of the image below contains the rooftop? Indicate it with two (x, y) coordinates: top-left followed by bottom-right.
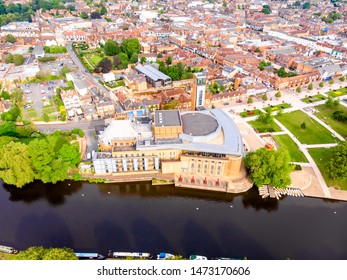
(181, 112), (219, 136)
(154, 110), (182, 127)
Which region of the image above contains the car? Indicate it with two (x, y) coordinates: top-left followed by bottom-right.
(47, 95), (52, 99)
(41, 90), (46, 94)
(24, 104), (32, 109)
(223, 102), (229, 106)
(85, 69), (88, 73)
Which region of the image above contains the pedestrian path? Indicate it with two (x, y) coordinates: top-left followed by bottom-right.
(274, 119), (331, 198)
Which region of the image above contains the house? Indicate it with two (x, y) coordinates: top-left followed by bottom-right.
(60, 89), (82, 110)
(32, 45), (45, 59)
(123, 73), (147, 92)
(96, 98), (115, 117)
(102, 72), (116, 83)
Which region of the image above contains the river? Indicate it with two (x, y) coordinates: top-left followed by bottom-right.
(1, 180), (347, 260)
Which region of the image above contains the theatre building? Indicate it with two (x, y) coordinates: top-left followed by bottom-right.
(93, 109), (252, 193)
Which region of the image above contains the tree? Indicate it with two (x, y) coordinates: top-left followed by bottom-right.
(275, 91), (281, 98)
(261, 7), (271, 14)
(0, 121), (18, 137)
(113, 55), (122, 69)
(244, 148), (292, 188)
(262, 94), (268, 101)
(258, 110), (273, 124)
(157, 53), (163, 58)
(255, 47), (261, 53)
(303, 2), (311, 9)
(96, 58), (112, 73)
(325, 96), (338, 108)
(13, 54), (24, 66)
(121, 38), (141, 57)
(1, 90), (10, 100)
(90, 11), (101, 19)
(68, 5), (75, 11)
(129, 53), (138, 64)
(12, 246), (78, 260)
(100, 5), (107, 15)
(43, 113), (50, 122)
(5, 34), (16, 43)
(166, 56), (172, 65)
(0, 142), (35, 187)
(326, 142), (347, 180)
(301, 122), (306, 129)
(339, 76), (345, 82)
(104, 39), (120, 56)
(80, 11), (88, 19)
(247, 96), (253, 104)
(319, 81), (325, 88)
(296, 86), (302, 93)
(4, 53), (13, 64)
(58, 144), (80, 168)
(308, 83), (313, 90)
(118, 52), (129, 69)
(329, 79), (334, 85)
(61, 66), (72, 77)
(140, 56), (147, 64)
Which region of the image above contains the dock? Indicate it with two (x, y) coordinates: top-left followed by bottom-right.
(258, 186), (305, 200)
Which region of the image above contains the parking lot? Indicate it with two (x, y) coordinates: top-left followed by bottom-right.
(23, 79), (68, 121)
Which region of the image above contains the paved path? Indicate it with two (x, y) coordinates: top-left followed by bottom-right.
(274, 119), (332, 198)
(303, 143), (339, 148)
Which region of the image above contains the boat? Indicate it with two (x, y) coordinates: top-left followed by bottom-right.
(157, 252), (175, 260)
(212, 257), (241, 260)
(109, 251), (151, 259)
(189, 255), (208, 260)
(74, 252), (105, 260)
(0, 245), (18, 254)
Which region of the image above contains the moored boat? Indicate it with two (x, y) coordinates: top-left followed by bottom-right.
(157, 252), (175, 260)
(189, 255), (208, 260)
(0, 245), (18, 254)
(74, 252), (105, 260)
(108, 251), (151, 259)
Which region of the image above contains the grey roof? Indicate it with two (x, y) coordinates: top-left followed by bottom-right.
(135, 64), (171, 82)
(32, 45), (44, 55)
(318, 64), (341, 75)
(181, 112), (219, 136)
(139, 109), (243, 156)
(154, 110), (182, 127)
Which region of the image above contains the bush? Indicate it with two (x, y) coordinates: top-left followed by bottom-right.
(71, 128), (84, 137)
(294, 164), (302, 171)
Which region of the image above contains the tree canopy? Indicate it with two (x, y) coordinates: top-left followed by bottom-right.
(12, 246), (78, 260)
(0, 141), (35, 187)
(244, 148), (292, 188)
(326, 142), (347, 180)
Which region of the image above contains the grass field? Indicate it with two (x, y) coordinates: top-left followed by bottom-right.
(273, 134), (308, 162)
(314, 104), (347, 139)
(240, 109), (261, 118)
(301, 94), (326, 104)
(248, 120), (282, 133)
(263, 103), (291, 112)
(87, 54), (104, 67)
(0, 252), (12, 260)
(26, 108), (38, 119)
(309, 148), (347, 190)
(326, 87), (347, 97)
(275, 110), (337, 144)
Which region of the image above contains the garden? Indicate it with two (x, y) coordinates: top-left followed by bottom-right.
(248, 119), (282, 133)
(301, 94), (325, 104)
(240, 109), (261, 118)
(326, 87), (347, 97)
(263, 103), (291, 112)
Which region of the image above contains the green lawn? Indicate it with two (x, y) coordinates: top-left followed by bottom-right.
(276, 110), (337, 144)
(248, 120), (282, 133)
(326, 87), (347, 97)
(301, 94), (326, 104)
(41, 107), (57, 115)
(240, 109), (261, 118)
(88, 54), (104, 67)
(314, 104), (347, 139)
(263, 103), (291, 112)
(273, 134), (308, 162)
(309, 148), (347, 190)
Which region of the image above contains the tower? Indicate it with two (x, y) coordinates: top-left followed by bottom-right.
(191, 73), (207, 110)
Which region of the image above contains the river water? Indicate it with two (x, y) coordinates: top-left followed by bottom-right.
(1, 180), (347, 260)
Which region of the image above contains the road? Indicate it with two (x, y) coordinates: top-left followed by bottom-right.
(66, 42), (124, 111)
